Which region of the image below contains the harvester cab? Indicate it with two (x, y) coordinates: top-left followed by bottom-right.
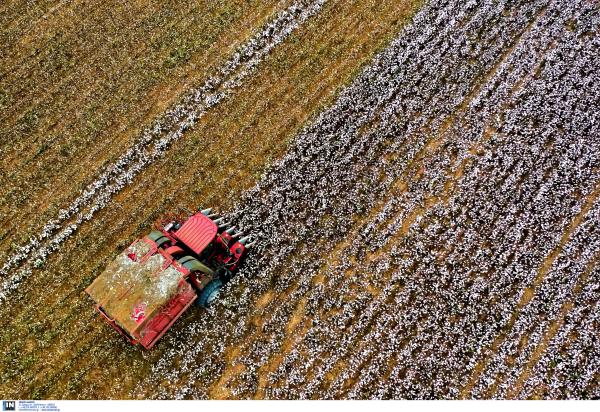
(85, 208), (256, 349)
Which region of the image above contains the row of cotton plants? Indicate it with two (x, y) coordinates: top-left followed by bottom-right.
(131, 0), (600, 399)
(324, 0), (600, 398)
(517, 264), (600, 399)
(0, 0), (327, 302)
(476, 197), (600, 399)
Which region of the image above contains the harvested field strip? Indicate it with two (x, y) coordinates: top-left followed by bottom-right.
(0, 0), (288, 212)
(0, 0), (63, 51)
(0, 0), (283, 228)
(0, 0), (278, 250)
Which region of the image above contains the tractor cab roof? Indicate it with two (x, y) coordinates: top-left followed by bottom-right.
(175, 213), (218, 255)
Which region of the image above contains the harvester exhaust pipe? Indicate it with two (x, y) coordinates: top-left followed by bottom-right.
(225, 226), (236, 235)
(200, 208), (212, 216)
(239, 236), (250, 245)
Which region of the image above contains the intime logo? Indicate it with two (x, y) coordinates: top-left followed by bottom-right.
(2, 401), (15, 411)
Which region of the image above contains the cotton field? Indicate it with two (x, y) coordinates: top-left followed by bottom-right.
(0, 0), (598, 400)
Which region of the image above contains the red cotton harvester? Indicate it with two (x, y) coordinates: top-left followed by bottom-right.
(85, 208), (256, 349)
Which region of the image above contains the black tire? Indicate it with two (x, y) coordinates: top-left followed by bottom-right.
(178, 256), (215, 276)
(196, 279), (224, 308)
(148, 230), (170, 247)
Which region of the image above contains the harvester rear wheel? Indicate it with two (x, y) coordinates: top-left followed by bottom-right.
(178, 256), (215, 276)
(196, 279), (223, 308)
(147, 230), (170, 248)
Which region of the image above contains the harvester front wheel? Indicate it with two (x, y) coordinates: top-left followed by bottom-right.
(196, 279), (223, 308)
